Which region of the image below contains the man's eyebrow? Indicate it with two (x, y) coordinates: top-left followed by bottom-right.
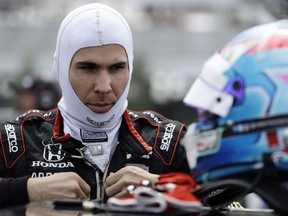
(74, 61), (127, 67)
(75, 61), (98, 67)
(110, 61), (127, 67)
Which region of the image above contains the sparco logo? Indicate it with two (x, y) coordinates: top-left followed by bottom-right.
(86, 114), (115, 127)
(43, 143), (65, 162)
(4, 124), (18, 153)
(160, 123), (175, 152)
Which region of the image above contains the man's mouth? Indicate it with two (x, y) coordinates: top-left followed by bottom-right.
(87, 103), (113, 113)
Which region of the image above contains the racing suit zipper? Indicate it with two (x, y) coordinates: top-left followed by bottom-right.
(81, 142), (119, 203)
(95, 170), (103, 201)
(99, 142), (120, 204)
(80, 155), (104, 202)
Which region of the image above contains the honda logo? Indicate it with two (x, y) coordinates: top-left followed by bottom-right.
(43, 143), (66, 162)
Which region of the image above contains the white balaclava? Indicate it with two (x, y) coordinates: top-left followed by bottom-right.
(52, 3), (133, 171)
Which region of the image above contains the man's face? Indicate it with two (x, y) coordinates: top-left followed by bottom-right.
(69, 44), (129, 113)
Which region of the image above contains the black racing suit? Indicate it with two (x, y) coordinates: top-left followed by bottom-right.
(0, 108), (190, 207)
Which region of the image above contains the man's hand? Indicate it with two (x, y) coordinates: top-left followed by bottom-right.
(105, 166), (159, 198)
(27, 172), (90, 202)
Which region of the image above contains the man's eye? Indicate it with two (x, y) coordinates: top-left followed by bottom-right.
(111, 66), (121, 71)
(110, 65), (125, 72)
(78, 65), (95, 71)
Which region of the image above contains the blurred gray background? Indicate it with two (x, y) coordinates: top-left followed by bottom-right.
(0, 0), (287, 124)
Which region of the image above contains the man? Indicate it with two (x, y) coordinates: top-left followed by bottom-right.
(0, 3), (189, 207)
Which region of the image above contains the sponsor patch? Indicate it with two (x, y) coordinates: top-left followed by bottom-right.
(31, 161), (74, 168)
(43, 143), (66, 162)
(4, 124), (19, 153)
(126, 110), (184, 166)
(160, 123), (176, 152)
(88, 144), (103, 155)
(142, 111), (162, 124)
(1, 123), (24, 168)
(154, 122), (182, 165)
(31, 172), (53, 178)
(81, 130), (108, 142)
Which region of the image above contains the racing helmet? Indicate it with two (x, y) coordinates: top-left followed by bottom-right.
(182, 20), (288, 212)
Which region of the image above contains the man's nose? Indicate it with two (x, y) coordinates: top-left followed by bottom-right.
(93, 71), (112, 94)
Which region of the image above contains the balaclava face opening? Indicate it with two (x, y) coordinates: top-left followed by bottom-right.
(52, 3), (133, 132)
(52, 3), (133, 171)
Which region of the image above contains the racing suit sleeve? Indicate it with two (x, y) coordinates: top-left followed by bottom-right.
(169, 130), (191, 174)
(0, 176), (30, 207)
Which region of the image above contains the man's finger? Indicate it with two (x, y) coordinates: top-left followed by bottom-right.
(78, 180), (91, 198)
(105, 169), (126, 187)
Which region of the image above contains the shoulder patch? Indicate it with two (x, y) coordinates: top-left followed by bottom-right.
(128, 110), (163, 125)
(154, 121), (185, 165)
(128, 110), (186, 165)
(0, 109), (57, 168)
(15, 109), (56, 122)
(0, 122), (25, 168)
